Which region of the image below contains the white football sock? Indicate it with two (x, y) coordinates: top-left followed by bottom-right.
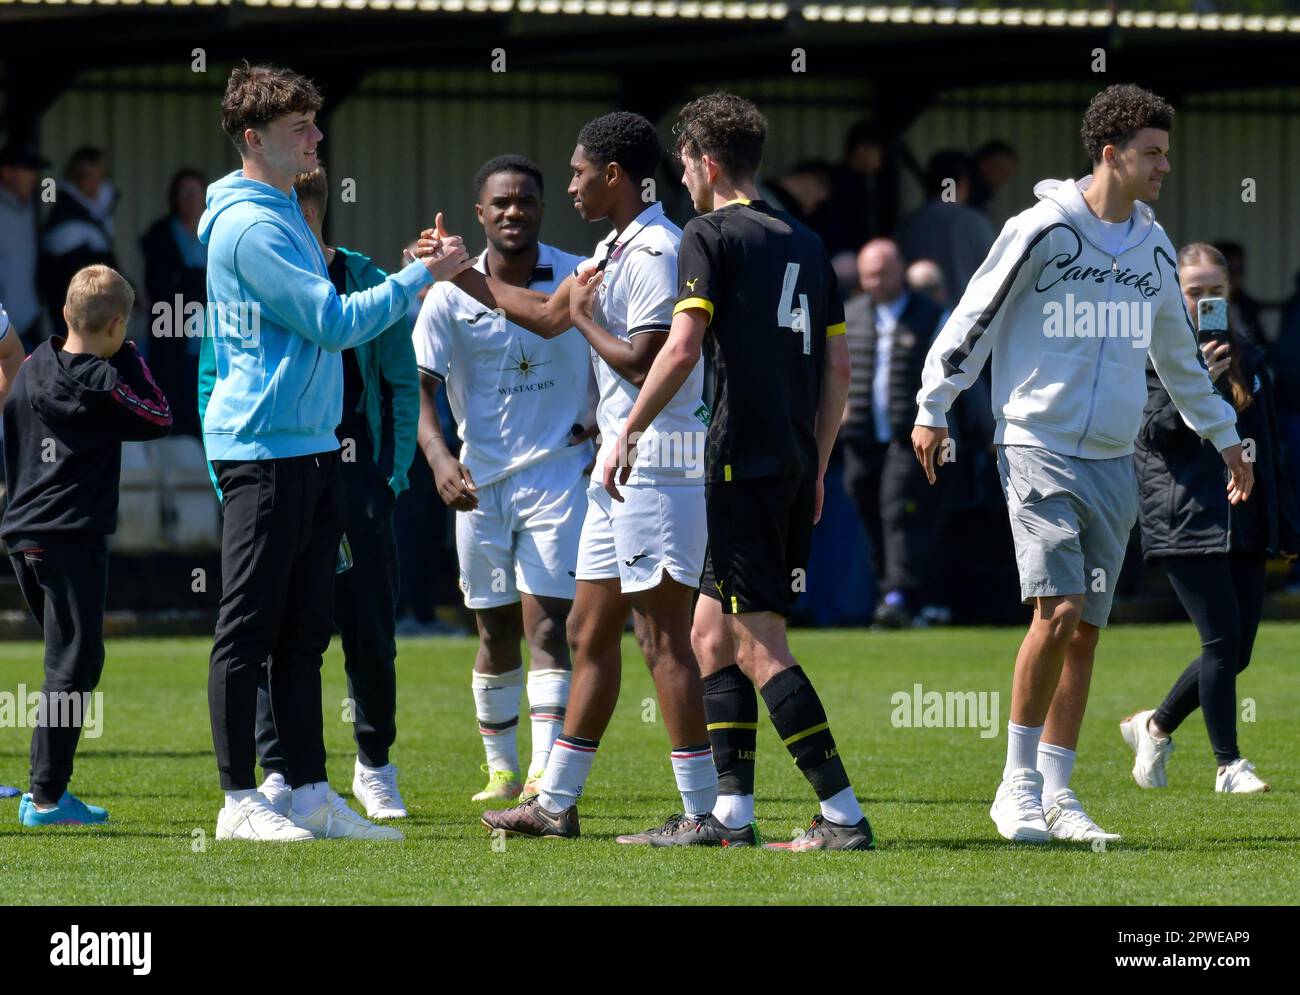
(713, 793), (755, 829)
(224, 788), (259, 812)
(670, 744), (718, 817)
(526, 668), (570, 779)
(1038, 742), (1077, 803)
(819, 786), (865, 826)
(473, 666), (523, 774)
(1004, 721), (1044, 780)
(291, 781), (329, 815)
(538, 736), (597, 814)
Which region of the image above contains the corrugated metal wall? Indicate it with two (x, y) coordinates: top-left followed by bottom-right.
(35, 67), (1300, 326)
(907, 83), (1300, 315)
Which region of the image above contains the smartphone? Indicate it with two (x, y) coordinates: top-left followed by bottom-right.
(1197, 296), (1229, 344)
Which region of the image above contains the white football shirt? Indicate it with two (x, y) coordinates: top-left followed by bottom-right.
(413, 241), (596, 488)
(583, 202), (706, 485)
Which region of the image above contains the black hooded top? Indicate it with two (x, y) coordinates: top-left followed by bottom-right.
(1, 338), (172, 548)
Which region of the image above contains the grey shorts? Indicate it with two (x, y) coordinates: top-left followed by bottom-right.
(995, 444), (1138, 627)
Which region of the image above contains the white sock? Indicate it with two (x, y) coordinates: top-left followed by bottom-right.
(670, 744), (718, 818)
(1004, 721), (1044, 779)
(259, 771), (288, 792)
(291, 781), (329, 815)
(526, 668), (570, 779)
(538, 735), (597, 814)
(224, 788), (258, 812)
(473, 666), (523, 774)
(819, 785), (865, 826)
(1038, 742), (1076, 803)
(713, 793), (755, 829)
(33, 801), (59, 813)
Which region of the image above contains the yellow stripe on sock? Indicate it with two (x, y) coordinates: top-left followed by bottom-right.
(781, 721), (829, 747)
(706, 721), (760, 731)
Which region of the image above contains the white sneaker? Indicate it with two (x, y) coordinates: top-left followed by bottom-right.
(292, 790), (404, 840)
(1044, 788), (1122, 843)
(1120, 709), (1173, 788)
(352, 760), (408, 819)
(990, 768), (1050, 843)
(258, 772), (291, 815)
(1216, 758), (1270, 794)
(216, 795), (315, 842)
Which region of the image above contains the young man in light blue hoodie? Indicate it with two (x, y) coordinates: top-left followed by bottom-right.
(912, 85), (1253, 845)
(197, 63), (468, 843)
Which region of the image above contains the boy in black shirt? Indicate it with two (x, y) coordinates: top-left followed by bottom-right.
(3, 264), (172, 826)
(604, 93), (871, 849)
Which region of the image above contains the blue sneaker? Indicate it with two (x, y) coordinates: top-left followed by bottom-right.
(19, 791), (109, 826)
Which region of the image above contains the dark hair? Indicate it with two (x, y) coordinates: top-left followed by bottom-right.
(167, 167), (207, 214)
(672, 92), (768, 181)
(64, 146), (106, 185)
(1177, 242), (1252, 413)
(221, 62), (322, 154)
(973, 139), (1016, 163)
(576, 111), (662, 184)
(785, 159), (833, 182)
(924, 149), (972, 197)
(293, 165), (329, 214)
(843, 119), (881, 159)
(1080, 84), (1174, 164)
(473, 154), (544, 199)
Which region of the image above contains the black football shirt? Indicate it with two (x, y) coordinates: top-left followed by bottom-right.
(673, 198), (846, 482)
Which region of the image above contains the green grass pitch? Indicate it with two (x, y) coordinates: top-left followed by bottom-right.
(1, 624), (1296, 905)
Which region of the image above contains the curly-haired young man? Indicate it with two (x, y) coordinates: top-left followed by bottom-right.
(913, 84), (1251, 844)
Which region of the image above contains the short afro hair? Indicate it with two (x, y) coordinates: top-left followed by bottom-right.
(1080, 84), (1174, 165)
(672, 92), (767, 182)
(575, 112), (662, 184)
(473, 154), (544, 199)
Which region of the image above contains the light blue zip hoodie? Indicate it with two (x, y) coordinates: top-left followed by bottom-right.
(196, 171), (432, 462)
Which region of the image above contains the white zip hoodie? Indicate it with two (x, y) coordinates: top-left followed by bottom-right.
(915, 175), (1239, 459)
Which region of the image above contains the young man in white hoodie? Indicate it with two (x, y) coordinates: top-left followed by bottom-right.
(912, 84), (1253, 844)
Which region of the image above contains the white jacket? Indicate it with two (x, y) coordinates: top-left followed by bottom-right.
(915, 176), (1239, 459)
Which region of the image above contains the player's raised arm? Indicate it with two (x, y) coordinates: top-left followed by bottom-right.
(424, 213), (575, 338)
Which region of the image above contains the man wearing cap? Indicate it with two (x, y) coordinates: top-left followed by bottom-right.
(0, 141), (48, 349)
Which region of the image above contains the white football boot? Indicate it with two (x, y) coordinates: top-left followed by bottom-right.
(352, 760), (408, 819)
(292, 789), (404, 840)
(1120, 710), (1173, 788)
(990, 768), (1050, 843)
(216, 794), (315, 842)
(1216, 758), (1270, 794)
(1044, 788), (1122, 843)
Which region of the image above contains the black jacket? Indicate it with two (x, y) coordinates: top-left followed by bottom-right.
(1135, 342), (1300, 560)
(140, 216), (206, 436)
(38, 191), (118, 337)
(844, 291), (944, 443)
(1, 338), (172, 546)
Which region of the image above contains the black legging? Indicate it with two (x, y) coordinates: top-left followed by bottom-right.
(1153, 552), (1266, 766)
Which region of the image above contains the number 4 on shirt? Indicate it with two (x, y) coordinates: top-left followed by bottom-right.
(778, 261), (811, 355)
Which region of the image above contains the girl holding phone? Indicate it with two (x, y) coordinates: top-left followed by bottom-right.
(1123, 243), (1300, 794)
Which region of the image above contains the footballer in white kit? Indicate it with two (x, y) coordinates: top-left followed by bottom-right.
(413, 156), (595, 803)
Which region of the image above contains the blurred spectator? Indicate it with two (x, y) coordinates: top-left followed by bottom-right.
(141, 168), (208, 436)
(765, 159), (833, 228)
(833, 252), (863, 303)
(906, 258), (948, 310)
(40, 147), (119, 338)
(897, 149), (996, 303)
(1214, 240), (1269, 348)
(823, 120), (888, 258)
(840, 238), (950, 629)
(0, 140), (49, 350)
(968, 139), (1019, 214)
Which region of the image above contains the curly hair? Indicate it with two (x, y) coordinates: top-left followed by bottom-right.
(1080, 84), (1174, 164)
(672, 92), (768, 181)
(473, 154), (544, 199)
(221, 62), (322, 153)
(576, 112), (661, 184)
